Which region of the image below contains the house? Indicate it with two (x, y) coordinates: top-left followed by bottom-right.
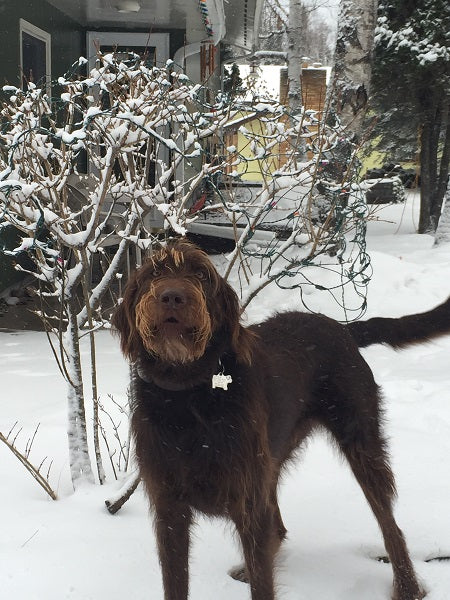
(224, 63), (329, 182)
(0, 0), (264, 90)
(0, 0), (264, 297)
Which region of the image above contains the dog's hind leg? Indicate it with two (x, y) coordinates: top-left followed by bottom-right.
(343, 443), (424, 600)
(321, 386), (425, 600)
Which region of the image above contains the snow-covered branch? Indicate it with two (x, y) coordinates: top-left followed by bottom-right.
(0, 51), (371, 490)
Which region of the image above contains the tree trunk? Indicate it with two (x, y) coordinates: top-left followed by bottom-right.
(419, 95), (449, 234)
(434, 176), (450, 246)
(328, 0), (378, 138)
(434, 101), (450, 240)
(438, 102), (450, 202)
(287, 0), (306, 117)
(418, 121), (433, 233)
(65, 297), (95, 487)
(80, 249), (105, 485)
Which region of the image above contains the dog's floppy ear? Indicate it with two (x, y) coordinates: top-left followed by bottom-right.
(217, 277), (257, 366)
(112, 271), (142, 361)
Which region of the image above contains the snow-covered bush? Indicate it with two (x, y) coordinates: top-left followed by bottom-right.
(0, 52), (370, 490)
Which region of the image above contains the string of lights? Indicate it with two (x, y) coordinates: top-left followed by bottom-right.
(0, 53), (371, 320)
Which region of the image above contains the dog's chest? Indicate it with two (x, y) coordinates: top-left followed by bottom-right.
(150, 391), (239, 447)
(136, 380), (249, 459)
(134, 383), (256, 512)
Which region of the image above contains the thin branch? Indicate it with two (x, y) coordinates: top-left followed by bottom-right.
(0, 429), (57, 500)
(105, 472), (141, 515)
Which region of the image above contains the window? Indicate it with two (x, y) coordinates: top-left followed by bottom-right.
(20, 19), (51, 95)
(86, 32), (169, 71)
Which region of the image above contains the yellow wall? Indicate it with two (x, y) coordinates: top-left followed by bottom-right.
(226, 111), (285, 182)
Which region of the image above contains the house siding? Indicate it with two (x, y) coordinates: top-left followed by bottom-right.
(0, 1), (83, 294)
(0, 0), (184, 296)
(0, 0), (84, 89)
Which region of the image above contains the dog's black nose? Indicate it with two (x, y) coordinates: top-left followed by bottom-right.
(160, 289), (186, 308)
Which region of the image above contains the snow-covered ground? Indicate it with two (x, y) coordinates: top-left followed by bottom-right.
(1, 192), (450, 599)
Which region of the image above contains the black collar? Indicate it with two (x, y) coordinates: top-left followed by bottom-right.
(134, 331), (233, 392)
(135, 356), (229, 392)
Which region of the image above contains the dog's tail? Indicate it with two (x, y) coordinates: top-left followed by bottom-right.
(346, 296), (450, 349)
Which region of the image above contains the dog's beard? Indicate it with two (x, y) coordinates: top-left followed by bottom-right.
(135, 284), (212, 364)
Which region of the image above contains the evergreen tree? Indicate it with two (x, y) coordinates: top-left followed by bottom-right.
(223, 63), (244, 99)
(373, 0), (450, 233)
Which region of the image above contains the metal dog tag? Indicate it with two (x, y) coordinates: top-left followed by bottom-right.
(212, 373), (233, 390)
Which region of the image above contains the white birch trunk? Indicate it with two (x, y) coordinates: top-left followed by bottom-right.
(65, 299), (95, 487)
(434, 177), (450, 246)
(328, 0), (378, 137)
(287, 0), (306, 117)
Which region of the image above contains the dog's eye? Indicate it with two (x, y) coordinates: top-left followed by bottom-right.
(196, 270), (207, 280)
(152, 268), (161, 277)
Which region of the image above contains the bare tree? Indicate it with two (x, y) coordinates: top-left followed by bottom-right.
(1, 52), (372, 497)
(259, 0), (335, 66)
(0, 55), (233, 488)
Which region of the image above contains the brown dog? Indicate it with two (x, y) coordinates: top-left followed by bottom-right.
(113, 238), (450, 600)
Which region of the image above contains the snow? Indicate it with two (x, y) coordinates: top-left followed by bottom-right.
(375, 16), (449, 66)
(2, 192), (450, 598)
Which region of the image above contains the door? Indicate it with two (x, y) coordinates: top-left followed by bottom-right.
(85, 31), (170, 229)
(85, 31), (170, 180)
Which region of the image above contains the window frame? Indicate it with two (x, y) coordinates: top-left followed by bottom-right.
(19, 19), (52, 97)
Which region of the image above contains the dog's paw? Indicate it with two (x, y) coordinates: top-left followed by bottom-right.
(228, 564), (249, 583)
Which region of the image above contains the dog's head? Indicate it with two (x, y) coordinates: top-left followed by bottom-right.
(112, 239), (255, 365)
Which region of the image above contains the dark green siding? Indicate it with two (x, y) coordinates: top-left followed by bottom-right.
(0, 1), (84, 293)
(0, 0), (84, 88)
(0, 0), (182, 295)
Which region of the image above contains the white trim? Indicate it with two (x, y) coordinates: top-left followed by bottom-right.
(205, 0), (226, 45)
(187, 221), (275, 243)
(86, 32), (170, 71)
(19, 19), (51, 96)
(173, 42), (202, 72)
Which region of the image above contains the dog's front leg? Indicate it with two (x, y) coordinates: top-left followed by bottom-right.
(153, 500), (192, 600)
(232, 507), (277, 600)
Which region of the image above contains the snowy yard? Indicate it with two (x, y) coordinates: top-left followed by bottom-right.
(1, 192), (450, 599)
